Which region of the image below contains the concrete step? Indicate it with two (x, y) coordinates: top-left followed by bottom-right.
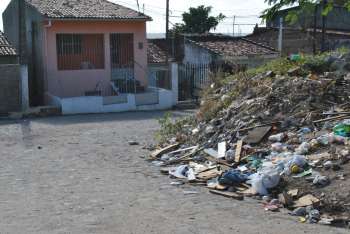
(175, 100), (199, 110)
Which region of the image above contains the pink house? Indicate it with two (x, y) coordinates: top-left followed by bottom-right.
(3, 0), (154, 107)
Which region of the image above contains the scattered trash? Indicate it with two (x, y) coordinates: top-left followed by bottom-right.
(313, 175), (330, 187)
(148, 51), (350, 228)
(128, 141), (139, 146)
(183, 191), (199, 195)
(219, 169), (251, 186)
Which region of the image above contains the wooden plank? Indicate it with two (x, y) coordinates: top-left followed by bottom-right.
(243, 126), (272, 144)
(150, 143), (180, 159)
(293, 194), (320, 208)
(235, 140), (243, 163)
(167, 146), (198, 155)
(196, 168), (222, 180)
(313, 115), (350, 124)
(204, 155), (232, 167)
(238, 122), (280, 132)
(209, 190), (244, 200)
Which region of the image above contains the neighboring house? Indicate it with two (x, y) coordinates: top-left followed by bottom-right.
(183, 35), (279, 70)
(0, 31), (18, 64)
(147, 39), (172, 90)
(0, 31), (21, 114)
(3, 0), (152, 108)
(267, 4), (350, 32)
(246, 27), (350, 55)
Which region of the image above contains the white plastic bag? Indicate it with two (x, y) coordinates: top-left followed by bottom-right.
(247, 167), (281, 195)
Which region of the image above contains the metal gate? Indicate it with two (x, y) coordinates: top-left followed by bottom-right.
(178, 63), (212, 101)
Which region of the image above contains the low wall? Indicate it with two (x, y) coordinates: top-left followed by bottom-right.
(53, 88), (175, 115)
(0, 64), (21, 113)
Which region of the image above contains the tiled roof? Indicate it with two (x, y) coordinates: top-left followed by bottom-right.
(192, 37), (278, 57)
(0, 31), (17, 56)
(25, 0), (151, 20)
(148, 40), (168, 64)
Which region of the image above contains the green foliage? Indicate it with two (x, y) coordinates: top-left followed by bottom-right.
(171, 5), (225, 34)
(155, 112), (194, 143)
(263, 0), (350, 23)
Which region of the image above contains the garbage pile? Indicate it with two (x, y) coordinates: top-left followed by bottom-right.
(148, 52), (350, 227)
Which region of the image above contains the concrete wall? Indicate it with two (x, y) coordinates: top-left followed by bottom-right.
(0, 56), (19, 64)
(2, 0), (20, 52)
(0, 64), (21, 113)
(3, 0), (46, 106)
(183, 42), (213, 64)
(58, 88), (174, 115)
(268, 6), (350, 31)
(247, 28), (350, 55)
(45, 20), (148, 98)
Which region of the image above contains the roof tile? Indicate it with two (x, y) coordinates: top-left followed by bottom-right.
(25, 0), (151, 20)
(0, 31), (17, 56)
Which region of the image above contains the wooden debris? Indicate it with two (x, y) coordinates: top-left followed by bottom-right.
(167, 146), (198, 155)
(293, 194), (320, 207)
(150, 143), (179, 159)
(209, 190), (244, 200)
(313, 115), (350, 124)
(163, 147), (201, 166)
(204, 155), (233, 167)
(278, 192), (293, 206)
(238, 121), (280, 132)
(235, 140), (243, 163)
(287, 189), (299, 198)
(243, 126), (272, 144)
(238, 187), (257, 196)
(196, 168), (222, 180)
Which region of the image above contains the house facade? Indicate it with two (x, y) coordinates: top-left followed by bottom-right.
(3, 0), (151, 107)
(182, 35), (279, 70)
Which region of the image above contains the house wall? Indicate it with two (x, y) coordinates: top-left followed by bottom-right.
(0, 64), (21, 113)
(3, 0), (46, 106)
(2, 0), (21, 52)
(183, 42), (213, 64)
(0, 56), (19, 64)
(45, 20), (148, 98)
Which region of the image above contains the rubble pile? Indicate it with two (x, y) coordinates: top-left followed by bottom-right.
(149, 52), (350, 228)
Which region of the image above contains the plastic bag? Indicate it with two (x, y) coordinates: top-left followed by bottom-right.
(247, 167), (281, 195)
(219, 169), (251, 186)
(284, 155), (307, 175)
(268, 133), (286, 142)
(295, 142), (311, 155)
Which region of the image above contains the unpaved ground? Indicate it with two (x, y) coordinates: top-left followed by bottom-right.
(0, 111), (348, 234)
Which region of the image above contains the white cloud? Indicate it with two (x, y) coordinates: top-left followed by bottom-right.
(0, 0), (269, 34)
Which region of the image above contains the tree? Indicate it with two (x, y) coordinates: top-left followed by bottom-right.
(262, 0), (350, 21)
(171, 5), (225, 34)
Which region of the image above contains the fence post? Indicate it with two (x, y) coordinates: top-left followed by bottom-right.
(20, 65), (29, 112)
(171, 62), (178, 105)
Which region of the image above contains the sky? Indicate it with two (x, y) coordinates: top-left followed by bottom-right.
(0, 0), (269, 35)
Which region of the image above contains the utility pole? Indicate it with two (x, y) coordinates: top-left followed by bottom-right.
(232, 15), (236, 37)
(278, 17), (283, 55)
(166, 0), (170, 40)
(313, 4), (317, 54)
(321, 0), (327, 52)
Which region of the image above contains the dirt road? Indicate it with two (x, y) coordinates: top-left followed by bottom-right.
(0, 111), (347, 234)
